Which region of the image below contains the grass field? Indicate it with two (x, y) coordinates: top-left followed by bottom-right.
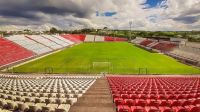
(13, 42), (200, 74)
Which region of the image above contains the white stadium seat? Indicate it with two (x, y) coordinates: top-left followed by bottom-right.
(42, 35), (72, 47)
(0, 74), (100, 112)
(5, 35), (52, 55)
(28, 35), (62, 50)
(52, 35), (74, 45)
(85, 35), (95, 42)
(95, 36), (104, 42)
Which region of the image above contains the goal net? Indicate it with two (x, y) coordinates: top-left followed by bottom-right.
(92, 61), (112, 73)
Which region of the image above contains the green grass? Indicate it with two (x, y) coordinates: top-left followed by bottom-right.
(13, 42), (200, 74)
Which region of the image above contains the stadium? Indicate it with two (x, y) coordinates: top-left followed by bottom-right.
(0, 0), (200, 112)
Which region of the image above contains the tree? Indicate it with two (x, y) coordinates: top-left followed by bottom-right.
(50, 27), (58, 34)
(103, 27), (108, 30)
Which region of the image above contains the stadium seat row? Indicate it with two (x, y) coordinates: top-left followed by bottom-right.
(0, 74), (100, 112)
(0, 37), (34, 66)
(0, 34), (75, 67)
(60, 34), (127, 42)
(132, 37), (200, 65)
(117, 105), (200, 112)
(134, 38), (177, 52)
(107, 76), (200, 112)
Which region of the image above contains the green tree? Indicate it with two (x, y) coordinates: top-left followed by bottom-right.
(50, 27), (58, 34)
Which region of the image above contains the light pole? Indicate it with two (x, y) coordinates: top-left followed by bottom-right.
(129, 21), (132, 41)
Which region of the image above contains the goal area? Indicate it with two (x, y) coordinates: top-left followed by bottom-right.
(91, 61), (112, 73)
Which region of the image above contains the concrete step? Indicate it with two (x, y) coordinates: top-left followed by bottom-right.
(69, 77), (115, 112)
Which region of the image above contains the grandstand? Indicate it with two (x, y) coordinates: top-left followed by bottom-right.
(0, 37), (34, 67)
(108, 76), (200, 112)
(167, 42), (200, 66)
(133, 38), (177, 52)
(28, 35), (62, 50)
(0, 74), (200, 112)
(59, 34), (127, 43)
(151, 42), (177, 52)
(168, 49), (199, 65)
(1, 0), (200, 111)
(140, 39), (154, 46)
(131, 37), (146, 44)
(41, 35), (68, 47)
(0, 35), (76, 68)
(60, 34), (83, 43)
(5, 35), (52, 55)
(84, 35), (95, 42)
(0, 35), (200, 112)
(184, 42), (200, 48)
(94, 35), (104, 42)
(114, 37), (128, 41)
(0, 74), (99, 112)
(53, 35), (74, 45)
(131, 37), (200, 67)
(72, 34), (86, 41)
(105, 36), (115, 41)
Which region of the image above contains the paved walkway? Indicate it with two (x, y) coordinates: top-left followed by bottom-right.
(69, 77), (115, 112)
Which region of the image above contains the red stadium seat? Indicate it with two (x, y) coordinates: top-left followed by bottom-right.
(150, 94), (158, 99)
(125, 99), (136, 106)
(121, 94), (130, 99)
(172, 106), (189, 112)
(182, 100), (193, 106)
(193, 99), (200, 105)
(113, 94), (121, 99)
(131, 106), (147, 112)
(60, 34), (85, 43)
(159, 95), (168, 100)
(190, 106), (200, 112)
(140, 39), (154, 46)
(146, 106), (161, 112)
(151, 42), (176, 51)
(160, 100), (172, 107)
(159, 107), (175, 112)
(171, 100), (183, 106)
(177, 94), (187, 99)
(117, 105), (131, 112)
(114, 98), (125, 106)
(168, 95), (177, 99)
(130, 94), (139, 99)
(140, 94), (149, 100)
(107, 76), (200, 112)
(0, 37), (34, 66)
(104, 36), (115, 41)
(149, 100), (160, 107)
(136, 100), (148, 107)
(104, 36), (127, 42)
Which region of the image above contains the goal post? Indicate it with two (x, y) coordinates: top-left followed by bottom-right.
(91, 61), (112, 73)
(138, 68), (148, 75)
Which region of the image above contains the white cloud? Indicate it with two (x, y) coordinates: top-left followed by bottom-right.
(0, 0), (199, 31)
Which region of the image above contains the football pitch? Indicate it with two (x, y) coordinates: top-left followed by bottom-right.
(13, 42), (200, 74)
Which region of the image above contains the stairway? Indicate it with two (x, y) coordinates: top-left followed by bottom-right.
(69, 77), (115, 112)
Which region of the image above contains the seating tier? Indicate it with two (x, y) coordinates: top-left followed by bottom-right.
(0, 37), (34, 66)
(107, 76), (200, 112)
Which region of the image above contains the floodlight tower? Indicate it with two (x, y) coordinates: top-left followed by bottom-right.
(129, 21), (133, 41)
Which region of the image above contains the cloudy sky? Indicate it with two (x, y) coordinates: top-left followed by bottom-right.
(0, 0), (200, 31)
